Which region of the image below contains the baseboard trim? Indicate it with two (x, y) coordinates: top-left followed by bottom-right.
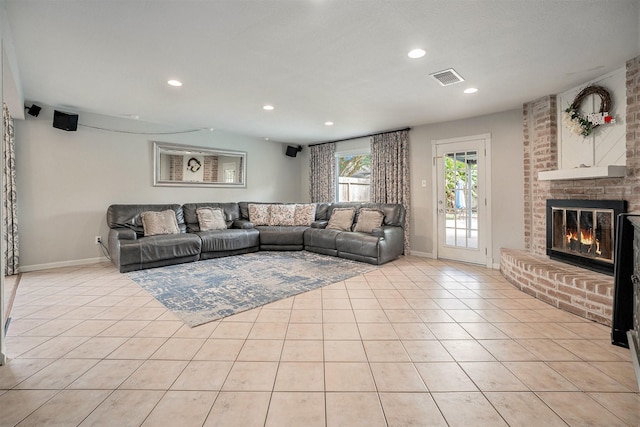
(20, 257), (110, 272)
(409, 251), (434, 259)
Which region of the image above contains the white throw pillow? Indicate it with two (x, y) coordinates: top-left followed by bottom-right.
(196, 207), (227, 231)
(354, 208), (385, 233)
(140, 210), (180, 236)
(326, 208), (356, 231)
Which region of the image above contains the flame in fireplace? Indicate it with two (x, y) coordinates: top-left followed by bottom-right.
(565, 229), (601, 255)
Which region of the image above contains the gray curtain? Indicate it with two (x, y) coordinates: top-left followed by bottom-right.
(371, 130), (411, 253)
(3, 104), (19, 275)
(309, 142), (336, 203)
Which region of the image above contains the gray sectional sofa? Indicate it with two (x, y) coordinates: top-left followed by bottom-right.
(107, 201), (405, 272)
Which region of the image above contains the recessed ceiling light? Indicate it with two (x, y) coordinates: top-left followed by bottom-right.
(263, 105), (275, 111)
(167, 79), (182, 87)
(264, 137), (270, 141)
(325, 121), (334, 126)
(464, 88), (478, 94)
(408, 48), (426, 59)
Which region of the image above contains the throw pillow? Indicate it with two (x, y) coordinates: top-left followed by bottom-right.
(196, 207), (227, 231)
(294, 203), (317, 226)
(354, 208), (385, 233)
(248, 203), (271, 226)
(140, 210), (180, 236)
(326, 207), (356, 231)
(269, 204), (296, 226)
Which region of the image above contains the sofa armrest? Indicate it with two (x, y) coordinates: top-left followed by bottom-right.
(232, 219), (255, 229)
(371, 225), (402, 240)
(109, 227), (137, 241)
(108, 228), (137, 269)
(311, 220), (328, 229)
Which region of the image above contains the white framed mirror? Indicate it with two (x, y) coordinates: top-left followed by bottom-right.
(153, 141), (246, 188)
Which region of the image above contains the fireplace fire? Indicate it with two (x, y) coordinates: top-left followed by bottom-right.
(546, 199), (626, 275)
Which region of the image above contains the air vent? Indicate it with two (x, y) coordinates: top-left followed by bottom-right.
(430, 68), (465, 86)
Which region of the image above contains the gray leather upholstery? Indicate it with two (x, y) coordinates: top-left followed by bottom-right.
(117, 233), (201, 273)
(107, 201), (405, 272)
(197, 229), (260, 252)
(107, 204), (186, 236)
(107, 204), (200, 272)
(183, 202), (260, 258)
(304, 227), (341, 256)
(256, 225), (307, 250)
(312, 203), (406, 265)
(183, 202), (241, 232)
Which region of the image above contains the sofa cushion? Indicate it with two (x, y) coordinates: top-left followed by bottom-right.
(354, 208), (385, 233)
(141, 210), (180, 236)
(256, 226), (307, 246)
(294, 204), (317, 226)
(198, 228), (260, 252)
(196, 207), (227, 231)
(269, 204), (296, 226)
(183, 202), (240, 231)
(326, 208), (355, 231)
(119, 233), (201, 266)
(248, 204), (271, 225)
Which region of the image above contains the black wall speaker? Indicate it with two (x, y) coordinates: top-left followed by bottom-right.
(26, 104), (41, 117)
(53, 110), (78, 131)
(286, 145), (302, 158)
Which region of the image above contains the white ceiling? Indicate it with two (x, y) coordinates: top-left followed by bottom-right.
(5, 0), (640, 143)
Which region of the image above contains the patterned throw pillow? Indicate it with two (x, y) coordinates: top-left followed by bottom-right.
(196, 207), (227, 231)
(354, 208), (385, 233)
(248, 204), (271, 226)
(326, 208), (356, 231)
(269, 204), (296, 226)
(293, 204), (317, 226)
(140, 210), (180, 236)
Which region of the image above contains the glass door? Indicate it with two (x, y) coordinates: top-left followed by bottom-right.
(435, 138), (488, 265)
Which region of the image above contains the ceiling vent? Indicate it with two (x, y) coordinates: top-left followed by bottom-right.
(430, 68), (465, 86)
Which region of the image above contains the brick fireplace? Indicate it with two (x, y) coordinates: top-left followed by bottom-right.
(500, 55), (640, 326)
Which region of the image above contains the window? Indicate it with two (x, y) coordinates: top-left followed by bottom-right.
(336, 152), (371, 202)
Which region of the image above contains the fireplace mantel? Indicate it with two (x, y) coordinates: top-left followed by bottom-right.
(538, 165), (626, 181)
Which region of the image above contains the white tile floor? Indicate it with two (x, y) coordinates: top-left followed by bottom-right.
(0, 255), (638, 426)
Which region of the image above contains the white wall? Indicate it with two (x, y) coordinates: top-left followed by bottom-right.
(410, 109), (524, 263)
(15, 106), (302, 270)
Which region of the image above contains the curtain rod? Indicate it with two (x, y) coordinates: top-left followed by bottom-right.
(307, 127), (411, 147)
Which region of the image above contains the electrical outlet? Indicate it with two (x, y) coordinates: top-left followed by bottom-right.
(95, 236), (102, 245)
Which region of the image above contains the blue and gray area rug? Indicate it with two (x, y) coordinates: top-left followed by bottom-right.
(126, 251), (376, 327)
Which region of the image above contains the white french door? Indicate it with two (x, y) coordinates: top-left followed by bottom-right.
(433, 135), (491, 266)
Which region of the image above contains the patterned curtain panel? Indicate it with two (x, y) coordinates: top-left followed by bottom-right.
(3, 104), (19, 275)
(309, 142), (336, 203)
(371, 130), (411, 253)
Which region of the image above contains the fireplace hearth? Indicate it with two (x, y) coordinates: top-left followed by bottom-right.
(546, 199), (626, 275)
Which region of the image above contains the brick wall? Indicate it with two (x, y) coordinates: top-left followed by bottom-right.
(203, 156), (219, 182)
(523, 55), (640, 253)
(508, 55), (640, 326)
(523, 95), (557, 255)
(501, 249), (613, 325)
(169, 155), (183, 181)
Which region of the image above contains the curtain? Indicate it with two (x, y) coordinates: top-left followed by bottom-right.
(309, 142), (336, 203)
(3, 104), (19, 275)
(371, 129), (411, 254)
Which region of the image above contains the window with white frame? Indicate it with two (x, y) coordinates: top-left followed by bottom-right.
(336, 151), (371, 202)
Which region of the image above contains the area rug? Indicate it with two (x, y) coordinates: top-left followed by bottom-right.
(126, 251), (376, 327)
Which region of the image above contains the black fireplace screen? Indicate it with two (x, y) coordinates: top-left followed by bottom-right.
(546, 199), (626, 275)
